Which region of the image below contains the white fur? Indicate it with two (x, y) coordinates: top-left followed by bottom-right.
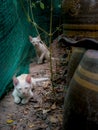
(29, 36), (50, 64)
(12, 74), (49, 104)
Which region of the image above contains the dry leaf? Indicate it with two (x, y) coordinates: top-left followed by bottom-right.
(34, 104), (40, 108)
(19, 119), (23, 122)
(49, 116), (58, 123)
(7, 114), (13, 116)
(57, 114), (63, 122)
(51, 103), (57, 110)
(43, 81), (50, 90)
(28, 124), (35, 128)
(12, 125), (17, 130)
(7, 114), (13, 118)
(42, 109), (51, 114)
(23, 110), (28, 115)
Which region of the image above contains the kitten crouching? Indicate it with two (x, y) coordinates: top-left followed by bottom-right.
(12, 74), (49, 104)
(12, 74), (34, 104)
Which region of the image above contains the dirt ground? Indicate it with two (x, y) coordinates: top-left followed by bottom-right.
(0, 40), (68, 130)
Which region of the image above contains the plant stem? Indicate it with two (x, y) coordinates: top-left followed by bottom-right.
(49, 0), (54, 90)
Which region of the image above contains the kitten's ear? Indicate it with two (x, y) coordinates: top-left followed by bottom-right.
(26, 74), (31, 84)
(29, 35), (33, 42)
(13, 76), (19, 86)
(37, 35), (41, 40)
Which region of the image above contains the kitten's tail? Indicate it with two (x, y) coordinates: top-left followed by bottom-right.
(51, 57), (63, 61)
(32, 77), (50, 83)
(51, 57), (59, 61)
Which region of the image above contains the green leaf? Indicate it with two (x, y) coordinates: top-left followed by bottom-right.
(40, 2), (45, 10)
(32, 2), (36, 8)
(7, 119), (14, 124)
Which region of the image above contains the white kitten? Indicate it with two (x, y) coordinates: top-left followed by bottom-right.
(12, 74), (49, 104)
(29, 36), (50, 64)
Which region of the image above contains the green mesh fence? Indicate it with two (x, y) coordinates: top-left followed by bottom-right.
(0, 0), (62, 98)
(0, 0), (35, 98)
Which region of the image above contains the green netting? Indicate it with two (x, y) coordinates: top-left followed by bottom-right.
(0, 0), (35, 98)
(0, 0), (62, 98)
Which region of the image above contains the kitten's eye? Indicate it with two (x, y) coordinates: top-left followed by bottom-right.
(25, 87), (28, 89)
(32, 41), (35, 44)
(40, 41), (43, 44)
(18, 88), (21, 90)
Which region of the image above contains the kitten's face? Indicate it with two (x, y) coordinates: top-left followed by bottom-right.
(29, 36), (41, 46)
(13, 75), (32, 97)
(16, 82), (31, 96)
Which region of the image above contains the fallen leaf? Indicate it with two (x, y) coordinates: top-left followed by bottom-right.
(42, 109), (51, 114)
(19, 119), (23, 122)
(7, 114), (13, 116)
(57, 114), (63, 122)
(33, 104), (40, 108)
(7, 119), (14, 124)
(49, 116), (58, 123)
(28, 124), (35, 128)
(43, 81), (50, 90)
(51, 103), (57, 110)
(12, 125), (17, 130)
(23, 110), (28, 115)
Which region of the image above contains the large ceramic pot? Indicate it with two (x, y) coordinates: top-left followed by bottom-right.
(62, 0), (98, 38)
(63, 49), (98, 130)
(66, 47), (86, 87)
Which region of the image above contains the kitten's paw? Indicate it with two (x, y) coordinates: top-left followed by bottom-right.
(30, 92), (34, 97)
(38, 60), (43, 64)
(21, 99), (29, 104)
(14, 98), (21, 104)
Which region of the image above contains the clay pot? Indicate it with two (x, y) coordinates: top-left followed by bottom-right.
(66, 47), (86, 87)
(63, 49), (98, 130)
(62, 0), (98, 38)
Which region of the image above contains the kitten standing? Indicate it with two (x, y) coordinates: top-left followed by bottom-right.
(12, 74), (49, 104)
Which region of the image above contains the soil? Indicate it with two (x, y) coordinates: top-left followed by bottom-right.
(0, 40), (68, 130)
